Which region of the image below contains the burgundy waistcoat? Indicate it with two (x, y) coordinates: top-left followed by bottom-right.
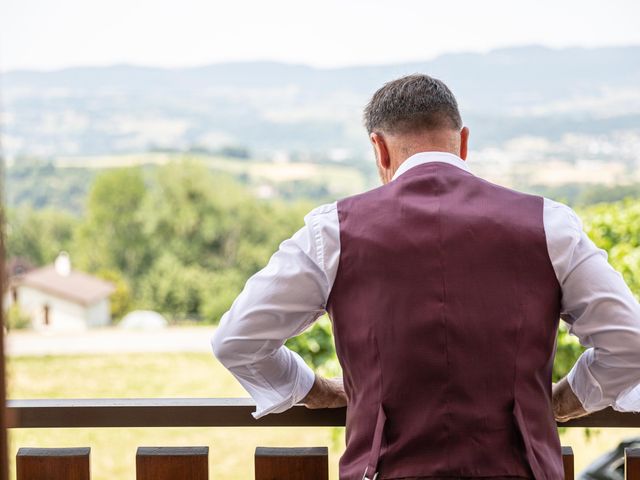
(325, 161), (563, 480)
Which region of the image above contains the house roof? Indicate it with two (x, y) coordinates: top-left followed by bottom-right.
(15, 266), (116, 306)
(6, 257), (35, 278)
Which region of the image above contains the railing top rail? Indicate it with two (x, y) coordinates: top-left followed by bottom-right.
(6, 398), (640, 429)
(7, 398), (345, 428)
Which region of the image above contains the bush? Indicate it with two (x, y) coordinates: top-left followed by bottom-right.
(7, 304), (32, 330)
(286, 315), (341, 377)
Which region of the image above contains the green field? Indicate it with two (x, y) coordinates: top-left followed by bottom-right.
(7, 353), (344, 480)
(7, 353), (640, 478)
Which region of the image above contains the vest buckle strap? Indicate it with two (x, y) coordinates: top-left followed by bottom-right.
(362, 404), (386, 480)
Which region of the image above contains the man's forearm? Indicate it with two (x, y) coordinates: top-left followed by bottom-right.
(301, 373), (347, 409)
(552, 376), (589, 422)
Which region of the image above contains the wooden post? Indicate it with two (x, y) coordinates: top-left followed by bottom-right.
(0, 172), (7, 480)
(626, 448), (640, 480)
(16, 447), (90, 480)
(136, 447), (208, 480)
(255, 447), (328, 480)
(561, 446), (574, 480)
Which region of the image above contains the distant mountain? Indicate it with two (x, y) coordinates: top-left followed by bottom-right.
(2, 45), (640, 159)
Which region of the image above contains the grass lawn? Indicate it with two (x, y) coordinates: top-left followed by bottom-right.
(6, 353), (344, 480)
(7, 352), (640, 478)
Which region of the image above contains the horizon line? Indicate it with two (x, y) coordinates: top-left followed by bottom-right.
(2, 42), (639, 75)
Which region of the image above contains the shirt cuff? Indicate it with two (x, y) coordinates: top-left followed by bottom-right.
(613, 383), (640, 412)
(251, 351), (316, 419)
(566, 349), (607, 412)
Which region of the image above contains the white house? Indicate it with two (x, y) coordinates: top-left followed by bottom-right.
(8, 252), (116, 330)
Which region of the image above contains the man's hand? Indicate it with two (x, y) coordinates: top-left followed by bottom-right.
(552, 376), (589, 422)
(301, 374), (347, 409)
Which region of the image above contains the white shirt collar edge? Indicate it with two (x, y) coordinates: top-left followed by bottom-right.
(391, 151), (472, 181)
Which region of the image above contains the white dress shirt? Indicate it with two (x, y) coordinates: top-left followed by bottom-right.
(211, 151), (640, 419)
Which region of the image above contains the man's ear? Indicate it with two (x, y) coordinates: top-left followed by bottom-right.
(370, 132), (390, 169)
(459, 126), (469, 160)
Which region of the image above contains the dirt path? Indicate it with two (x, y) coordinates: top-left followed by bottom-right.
(5, 326), (216, 356)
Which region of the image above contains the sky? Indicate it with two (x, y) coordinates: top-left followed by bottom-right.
(1, 0), (639, 72)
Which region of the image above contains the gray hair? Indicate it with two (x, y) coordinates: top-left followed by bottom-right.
(363, 74), (462, 134)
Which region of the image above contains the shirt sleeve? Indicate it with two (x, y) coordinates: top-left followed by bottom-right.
(544, 198), (640, 412)
(210, 201), (340, 419)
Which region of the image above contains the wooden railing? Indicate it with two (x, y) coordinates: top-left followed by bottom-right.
(6, 398), (640, 479)
(1, 211), (8, 480)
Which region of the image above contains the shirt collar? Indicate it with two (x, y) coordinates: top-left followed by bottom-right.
(391, 151), (472, 181)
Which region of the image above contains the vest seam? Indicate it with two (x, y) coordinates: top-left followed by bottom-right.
(435, 163), (453, 473)
(510, 200), (545, 480)
(373, 328), (386, 473)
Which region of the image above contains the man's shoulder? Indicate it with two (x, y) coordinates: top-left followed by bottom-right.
(475, 176), (582, 231)
(305, 201), (338, 220)
(466, 169), (543, 203)
(302, 202), (339, 236)
(541, 196), (582, 232)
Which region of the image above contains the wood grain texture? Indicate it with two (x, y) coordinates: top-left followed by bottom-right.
(0, 209), (7, 480)
(16, 447), (90, 480)
(7, 398), (346, 428)
(626, 448), (640, 480)
(561, 446), (574, 480)
(255, 447), (328, 480)
(136, 446), (208, 480)
(8, 400), (640, 429)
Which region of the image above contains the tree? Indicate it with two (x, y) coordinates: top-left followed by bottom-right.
(6, 207), (78, 265)
(96, 269), (132, 320)
(75, 167), (149, 280)
(135, 159), (314, 322)
(286, 315), (341, 376)
(138, 253), (208, 320)
(552, 198), (640, 381)
(579, 198), (640, 299)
